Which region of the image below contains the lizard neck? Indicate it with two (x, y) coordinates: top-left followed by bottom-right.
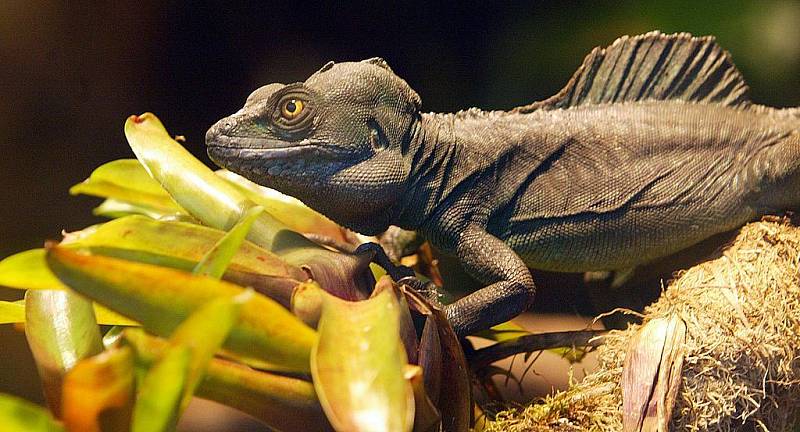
(393, 112), (455, 231)
(394, 110), (509, 233)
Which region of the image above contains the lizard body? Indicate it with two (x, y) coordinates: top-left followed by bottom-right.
(206, 32), (800, 336)
(419, 101), (799, 272)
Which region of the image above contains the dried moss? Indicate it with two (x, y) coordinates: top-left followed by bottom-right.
(487, 220), (800, 431)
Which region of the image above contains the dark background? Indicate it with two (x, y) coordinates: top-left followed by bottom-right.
(1, 0), (799, 420)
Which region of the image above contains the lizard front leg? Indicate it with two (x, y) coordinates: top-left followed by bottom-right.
(445, 224), (536, 337)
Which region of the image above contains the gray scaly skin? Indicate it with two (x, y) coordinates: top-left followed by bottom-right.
(206, 32), (800, 337)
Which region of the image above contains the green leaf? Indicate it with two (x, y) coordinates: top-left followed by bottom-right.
(168, 294), (244, 412)
(92, 198), (173, 219)
(123, 329), (329, 431)
(70, 181), (184, 218)
(0, 300), (137, 326)
(124, 113), (307, 251)
(25, 290), (104, 415)
(130, 296), (244, 432)
(64, 215), (305, 280)
(0, 393), (64, 432)
(77, 159), (174, 196)
(93, 304), (139, 327)
(124, 113), (377, 301)
(62, 347), (135, 432)
(61, 216), (306, 306)
(69, 159), (185, 217)
(102, 326), (125, 348)
(199, 360), (326, 430)
(132, 345), (190, 432)
(217, 170), (349, 243)
(0, 247), (154, 324)
(0, 249), (68, 290)
(193, 206), (263, 279)
(47, 246), (317, 372)
(0, 301), (24, 324)
(311, 288), (414, 432)
(123, 113), (380, 303)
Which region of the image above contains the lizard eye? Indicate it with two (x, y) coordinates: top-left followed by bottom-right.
(272, 90), (314, 133)
(281, 99), (304, 120)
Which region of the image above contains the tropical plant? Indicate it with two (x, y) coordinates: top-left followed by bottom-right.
(0, 112), (599, 431)
(0, 113), (483, 432)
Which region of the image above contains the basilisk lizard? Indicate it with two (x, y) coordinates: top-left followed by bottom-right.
(206, 32), (800, 336)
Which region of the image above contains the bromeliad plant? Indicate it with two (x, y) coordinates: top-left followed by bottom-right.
(0, 113), (593, 431)
(0, 113), (475, 432)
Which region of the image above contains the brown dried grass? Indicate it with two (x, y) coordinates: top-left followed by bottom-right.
(486, 219), (800, 431)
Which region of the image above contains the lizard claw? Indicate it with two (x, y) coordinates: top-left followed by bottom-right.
(354, 242), (416, 280)
(397, 276), (446, 309)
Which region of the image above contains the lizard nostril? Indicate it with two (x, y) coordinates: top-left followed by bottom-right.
(207, 118), (236, 144)
(206, 119), (229, 145)
(216, 121), (234, 136)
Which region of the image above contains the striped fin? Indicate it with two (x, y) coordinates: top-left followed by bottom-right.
(515, 31), (751, 112)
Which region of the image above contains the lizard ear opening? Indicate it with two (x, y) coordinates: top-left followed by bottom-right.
(367, 119), (389, 151)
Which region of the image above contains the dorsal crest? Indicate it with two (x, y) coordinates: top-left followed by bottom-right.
(514, 31), (751, 113)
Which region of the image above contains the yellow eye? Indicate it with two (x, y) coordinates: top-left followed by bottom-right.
(281, 99), (304, 119)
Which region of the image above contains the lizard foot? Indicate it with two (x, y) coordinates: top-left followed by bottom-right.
(354, 242), (416, 281)
(397, 276), (446, 309)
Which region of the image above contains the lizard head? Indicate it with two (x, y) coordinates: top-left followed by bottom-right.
(206, 58), (421, 235)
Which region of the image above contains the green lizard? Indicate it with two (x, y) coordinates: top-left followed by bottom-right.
(206, 32), (800, 336)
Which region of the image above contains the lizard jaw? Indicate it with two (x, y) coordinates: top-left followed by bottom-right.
(206, 132), (330, 179)
(207, 142), (320, 161)
(207, 142), (311, 182)
(206, 134), (323, 159)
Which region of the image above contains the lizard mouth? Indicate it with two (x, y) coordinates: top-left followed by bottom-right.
(206, 134), (323, 160)
(205, 132), (347, 180)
